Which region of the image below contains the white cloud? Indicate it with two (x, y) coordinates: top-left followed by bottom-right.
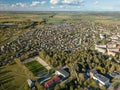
(51, 6), (55, 8)
(77, 6), (81, 8)
(30, 1), (46, 6)
(31, 1), (40, 6)
(60, 5), (65, 8)
(50, 0), (84, 5)
(94, 1), (98, 5)
(0, 3), (27, 10)
(41, 1), (46, 5)
(11, 4), (16, 7)
(62, 0), (84, 5)
(16, 3), (27, 8)
(0, 4), (9, 10)
(50, 0), (60, 5)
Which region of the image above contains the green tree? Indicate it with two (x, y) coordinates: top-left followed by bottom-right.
(54, 84), (61, 90)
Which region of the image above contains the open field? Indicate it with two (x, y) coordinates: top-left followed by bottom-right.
(0, 12), (120, 90)
(0, 64), (28, 90)
(24, 60), (47, 76)
(0, 12), (120, 46)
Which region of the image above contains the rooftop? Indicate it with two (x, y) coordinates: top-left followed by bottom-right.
(95, 73), (109, 83)
(90, 69), (98, 75)
(56, 69), (69, 78)
(110, 71), (120, 78)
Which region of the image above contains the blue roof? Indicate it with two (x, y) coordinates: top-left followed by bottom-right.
(38, 76), (51, 84)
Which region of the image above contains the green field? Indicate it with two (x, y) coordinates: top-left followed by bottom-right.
(0, 64), (28, 90)
(24, 60), (47, 76)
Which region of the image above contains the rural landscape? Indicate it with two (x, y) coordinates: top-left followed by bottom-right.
(0, 11), (120, 90)
(0, 0), (120, 90)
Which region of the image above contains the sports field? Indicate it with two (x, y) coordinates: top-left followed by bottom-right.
(24, 60), (48, 76)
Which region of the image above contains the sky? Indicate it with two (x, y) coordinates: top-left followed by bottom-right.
(0, 0), (120, 11)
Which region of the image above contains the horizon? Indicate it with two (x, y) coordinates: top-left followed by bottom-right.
(0, 0), (120, 11)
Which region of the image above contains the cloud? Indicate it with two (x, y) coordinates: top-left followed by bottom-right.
(0, 4), (9, 10)
(10, 2), (27, 8)
(16, 3), (27, 7)
(93, 1), (98, 5)
(62, 0), (84, 5)
(31, 1), (40, 6)
(41, 1), (46, 5)
(50, 0), (84, 5)
(50, 0), (60, 5)
(51, 6), (55, 8)
(11, 4), (16, 7)
(0, 3), (27, 10)
(60, 5), (65, 8)
(30, 1), (46, 6)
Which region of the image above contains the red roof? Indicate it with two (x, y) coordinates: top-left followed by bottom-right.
(43, 76), (60, 88)
(117, 45), (120, 49)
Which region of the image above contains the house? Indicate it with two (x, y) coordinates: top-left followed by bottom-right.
(117, 45), (120, 48)
(110, 71), (120, 78)
(107, 49), (116, 56)
(89, 69), (98, 78)
(93, 73), (110, 86)
(27, 79), (35, 89)
(89, 70), (110, 86)
(95, 45), (107, 48)
(100, 34), (106, 39)
(107, 48), (119, 53)
(107, 44), (117, 48)
(110, 35), (118, 40)
(95, 46), (106, 53)
(55, 69), (69, 78)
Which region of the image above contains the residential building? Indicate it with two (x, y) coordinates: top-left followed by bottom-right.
(43, 76), (60, 88)
(95, 46), (106, 53)
(93, 73), (110, 86)
(110, 71), (120, 78)
(55, 69), (69, 78)
(107, 48), (119, 53)
(89, 70), (110, 86)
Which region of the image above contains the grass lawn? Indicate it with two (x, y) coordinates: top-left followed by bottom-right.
(24, 60), (47, 76)
(0, 63), (28, 90)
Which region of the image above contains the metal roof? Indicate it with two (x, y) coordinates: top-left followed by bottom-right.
(57, 69), (69, 78)
(94, 73), (109, 83)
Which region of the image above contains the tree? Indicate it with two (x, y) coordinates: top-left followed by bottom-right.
(24, 84), (29, 90)
(36, 82), (43, 90)
(54, 84), (61, 90)
(79, 73), (85, 82)
(45, 55), (51, 64)
(100, 86), (106, 90)
(39, 50), (46, 59)
(70, 85), (74, 90)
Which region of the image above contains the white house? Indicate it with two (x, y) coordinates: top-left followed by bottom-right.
(107, 48), (119, 53)
(95, 46), (106, 53)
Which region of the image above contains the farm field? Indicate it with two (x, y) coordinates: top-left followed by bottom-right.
(24, 60), (48, 76)
(0, 63), (28, 90)
(0, 11), (120, 90)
